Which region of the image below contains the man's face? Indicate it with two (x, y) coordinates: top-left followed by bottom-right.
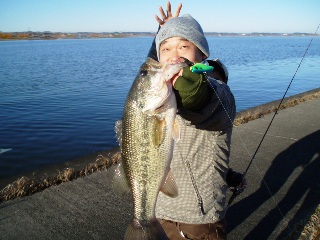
(159, 37), (205, 64)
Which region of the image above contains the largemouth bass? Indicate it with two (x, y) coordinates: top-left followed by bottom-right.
(115, 58), (186, 240)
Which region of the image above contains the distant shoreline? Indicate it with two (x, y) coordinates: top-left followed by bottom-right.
(0, 31), (319, 41)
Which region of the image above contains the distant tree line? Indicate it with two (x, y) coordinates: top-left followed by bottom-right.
(0, 31), (318, 40)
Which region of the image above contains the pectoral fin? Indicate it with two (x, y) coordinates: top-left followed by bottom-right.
(160, 170), (178, 198)
(153, 117), (166, 146)
(172, 117), (180, 142)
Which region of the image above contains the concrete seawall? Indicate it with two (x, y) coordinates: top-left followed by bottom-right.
(0, 89), (319, 239)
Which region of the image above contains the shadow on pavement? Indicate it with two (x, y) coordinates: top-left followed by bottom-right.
(227, 130), (320, 239)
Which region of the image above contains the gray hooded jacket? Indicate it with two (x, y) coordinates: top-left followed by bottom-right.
(156, 77), (236, 224)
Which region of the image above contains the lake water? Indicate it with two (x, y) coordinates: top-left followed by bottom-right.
(0, 36), (319, 179)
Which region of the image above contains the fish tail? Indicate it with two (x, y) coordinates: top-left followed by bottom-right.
(124, 218), (168, 240)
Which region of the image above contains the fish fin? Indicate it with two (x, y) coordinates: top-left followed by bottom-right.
(112, 162), (130, 196)
(114, 119), (122, 146)
(124, 218), (168, 240)
(172, 117), (180, 142)
(160, 170), (178, 198)
(153, 117), (166, 146)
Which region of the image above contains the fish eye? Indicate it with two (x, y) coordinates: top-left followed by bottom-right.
(140, 70), (148, 76)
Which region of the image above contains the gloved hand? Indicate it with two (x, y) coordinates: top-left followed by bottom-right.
(173, 66), (210, 110)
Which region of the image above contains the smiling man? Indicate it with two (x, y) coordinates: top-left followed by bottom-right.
(145, 11), (238, 240)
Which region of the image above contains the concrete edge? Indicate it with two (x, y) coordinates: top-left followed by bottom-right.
(1, 88), (319, 199)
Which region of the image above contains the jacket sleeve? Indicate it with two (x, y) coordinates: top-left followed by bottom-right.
(178, 78), (236, 131)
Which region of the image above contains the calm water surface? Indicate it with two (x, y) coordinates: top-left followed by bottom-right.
(0, 36), (319, 178)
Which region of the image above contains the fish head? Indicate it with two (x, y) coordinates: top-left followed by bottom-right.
(135, 58), (186, 115)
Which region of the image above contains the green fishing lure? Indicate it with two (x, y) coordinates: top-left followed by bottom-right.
(190, 63), (214, 74)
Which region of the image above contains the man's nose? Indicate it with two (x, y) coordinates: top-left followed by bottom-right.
(169, 52), (183, 64)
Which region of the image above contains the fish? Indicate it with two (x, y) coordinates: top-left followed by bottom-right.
(115, 58), (186, 240)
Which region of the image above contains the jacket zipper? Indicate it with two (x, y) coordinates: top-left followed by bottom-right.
(185, 159), (205, 215)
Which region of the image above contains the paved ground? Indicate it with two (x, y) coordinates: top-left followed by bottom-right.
(0, 97), (319, 240)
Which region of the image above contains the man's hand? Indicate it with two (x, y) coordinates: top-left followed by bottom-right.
(226, 169), (247, 190)
(173, 66), (210, 110)
(155, 1), (182, 27)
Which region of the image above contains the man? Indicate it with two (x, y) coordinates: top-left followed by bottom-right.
(146, 3), (242, 239)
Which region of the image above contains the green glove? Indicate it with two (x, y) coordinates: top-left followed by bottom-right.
(173, 66), (210, 110)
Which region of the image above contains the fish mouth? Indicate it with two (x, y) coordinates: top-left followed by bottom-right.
(142, 61), (185, 115)
(170, 72), (181, 85)
(153, 63), (186, 113)
(163, 62), (187, 82)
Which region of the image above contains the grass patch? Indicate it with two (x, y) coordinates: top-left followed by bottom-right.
(285, 204), (320, 240)
(0, 150), (121, 202)
(234, 90), (320, 126)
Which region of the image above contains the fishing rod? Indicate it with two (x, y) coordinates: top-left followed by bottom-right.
(179, 23), (319, 208)
(227, 23), (320, 206)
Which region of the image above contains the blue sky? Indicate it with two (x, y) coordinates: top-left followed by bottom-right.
(1, 0), (319, 33)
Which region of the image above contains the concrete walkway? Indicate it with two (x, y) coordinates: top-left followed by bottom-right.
(0, 97), (319, 240)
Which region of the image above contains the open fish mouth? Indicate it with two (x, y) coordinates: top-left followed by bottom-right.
(141, 59), (187, 115)
(163, 62), (187, 82)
